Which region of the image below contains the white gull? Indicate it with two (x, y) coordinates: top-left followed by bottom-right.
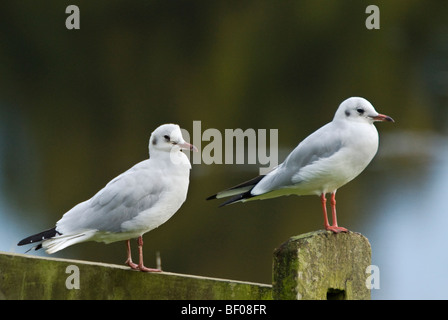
(207, 97), (394, 232)
(18, 123), (197, 272)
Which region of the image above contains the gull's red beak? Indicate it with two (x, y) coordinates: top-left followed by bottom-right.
(372, 113), (394, 123)
(178, 142), (198, 152)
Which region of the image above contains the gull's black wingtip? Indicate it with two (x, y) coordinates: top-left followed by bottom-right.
(217, 191), (255, 207)
(206, 194), (217, 201)
(17, 227), (59, 247)
(218, 201), (230, 208)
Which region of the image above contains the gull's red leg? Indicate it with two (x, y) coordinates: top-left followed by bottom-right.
(125, 239), (139, 270)
(320, 194), (331, 230)
(327, 191), (348, 233)
(136, 236), (162, 273)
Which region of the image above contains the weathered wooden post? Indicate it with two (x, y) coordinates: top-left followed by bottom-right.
(273, 230), (371, 300)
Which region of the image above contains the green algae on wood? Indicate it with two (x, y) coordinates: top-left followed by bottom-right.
(0, 252), (272, 300)
(272, 230), (371, 300)
(1, 230), (372, 300)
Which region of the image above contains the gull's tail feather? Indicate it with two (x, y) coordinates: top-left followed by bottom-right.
(216, 191), (254, 207)
(206, 175), (265, 206)
(41, 230), (97, 254)
(18, 227), (96, 254)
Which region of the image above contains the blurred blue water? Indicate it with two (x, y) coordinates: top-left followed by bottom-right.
(367, 134), (448, 299)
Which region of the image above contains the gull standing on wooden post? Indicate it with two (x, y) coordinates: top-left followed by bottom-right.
(18, 124), (197, 272)
(207, 97), (394, 233)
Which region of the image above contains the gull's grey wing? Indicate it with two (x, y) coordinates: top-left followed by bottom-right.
(56, 160), (165, 234)
(285, 123), (344, 173)
(251, 122), (345, 195)
(207, 121), (347, 203)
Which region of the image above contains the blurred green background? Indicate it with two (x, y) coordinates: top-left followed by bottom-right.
(1, 1), (447, 299)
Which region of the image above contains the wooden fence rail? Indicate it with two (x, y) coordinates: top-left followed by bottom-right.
(0, 230), (371, 300)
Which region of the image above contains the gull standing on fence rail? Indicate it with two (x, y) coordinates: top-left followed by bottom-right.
(207, 97), (394, 233)
(18, 124), (197, 272)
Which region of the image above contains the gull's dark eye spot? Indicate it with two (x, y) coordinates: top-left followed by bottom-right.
(356, 108), (365, 115)
(345, 110), (350, 117)
(164, 135), (170, 141)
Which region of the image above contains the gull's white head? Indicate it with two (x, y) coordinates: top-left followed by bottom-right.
(334, 97), (394, 124)
(149, 123), (198, 154)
